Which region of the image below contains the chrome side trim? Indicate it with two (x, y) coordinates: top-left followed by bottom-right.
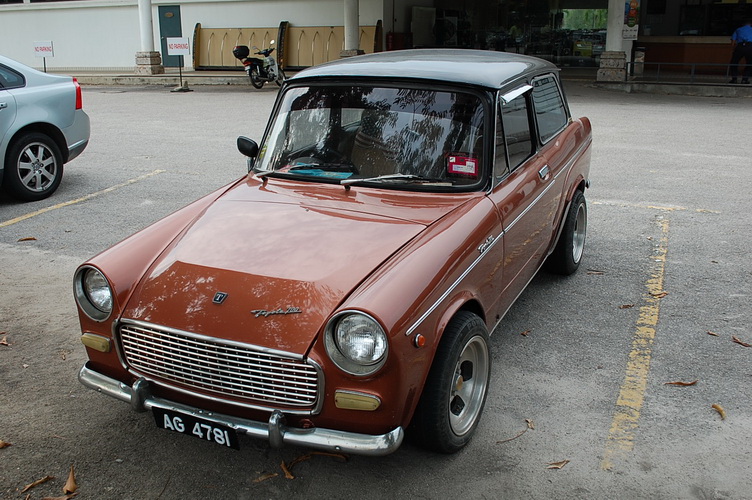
(78, 364), (404, 457)
(503, 176), (557, 234)
(405, 229), (504, 336)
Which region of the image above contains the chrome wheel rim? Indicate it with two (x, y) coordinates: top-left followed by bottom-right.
(18, 142), (58, 193)
(572, 202), (587, 264)
(448, 335), (489, 437)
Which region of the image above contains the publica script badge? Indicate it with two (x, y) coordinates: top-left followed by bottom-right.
(251, 307), (302, 318)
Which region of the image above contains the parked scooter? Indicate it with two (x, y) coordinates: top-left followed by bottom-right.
(232, 40), (286, 89)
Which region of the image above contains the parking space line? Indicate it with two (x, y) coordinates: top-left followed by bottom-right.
(601, 216), (670, 471)
(0, 169), (165, 229)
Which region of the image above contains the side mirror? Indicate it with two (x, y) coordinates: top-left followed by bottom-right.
(237, 136), (259, 172)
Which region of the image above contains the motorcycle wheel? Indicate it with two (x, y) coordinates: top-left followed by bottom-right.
(249, 67), (264, 89)
(275, 68), (286, 87)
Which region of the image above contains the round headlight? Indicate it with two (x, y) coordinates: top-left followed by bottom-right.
(75, 266), (113, 321)
(325, 312), (388, 376)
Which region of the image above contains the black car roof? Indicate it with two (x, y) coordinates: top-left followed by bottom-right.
(288, 49), (558, 90)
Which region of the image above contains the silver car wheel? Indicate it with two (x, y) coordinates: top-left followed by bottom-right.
(18, 141), (59, 193)
(572, 201), (587, 264)
(448, 334), (490, 437)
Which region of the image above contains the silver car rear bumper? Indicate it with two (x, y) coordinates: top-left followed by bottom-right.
(78, 363), (404, 456)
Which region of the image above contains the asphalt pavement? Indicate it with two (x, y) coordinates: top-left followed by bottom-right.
(0, 81), (751, 499)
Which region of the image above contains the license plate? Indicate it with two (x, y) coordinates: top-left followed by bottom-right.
(153, 407), (240, 449)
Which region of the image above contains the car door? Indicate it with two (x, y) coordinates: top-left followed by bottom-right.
(487, 81), (562, 316)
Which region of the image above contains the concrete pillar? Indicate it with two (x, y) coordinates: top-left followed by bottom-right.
(135, 0), (164, 75)
(341, 0), (364, 58)
(599, 0), (630, 81)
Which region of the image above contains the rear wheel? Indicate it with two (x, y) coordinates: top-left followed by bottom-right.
(546, 190), (587, 275)
(3, 132), (63, 201)
(249, 66), (264, 89)
(410, 311), (491, 453)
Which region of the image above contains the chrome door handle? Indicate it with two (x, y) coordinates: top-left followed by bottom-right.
(538, 165), (550, 179)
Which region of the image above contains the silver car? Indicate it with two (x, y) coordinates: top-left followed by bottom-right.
(0, 55), (90, 201)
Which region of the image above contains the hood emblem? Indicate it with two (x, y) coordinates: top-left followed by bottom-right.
(251, 307), (302, 318)
(213, 292), (229, 304)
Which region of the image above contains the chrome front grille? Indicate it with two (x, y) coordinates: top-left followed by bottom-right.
(119, 321), (320, 409)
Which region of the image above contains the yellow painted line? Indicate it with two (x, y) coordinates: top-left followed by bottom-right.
(592, 200), (720, 214)
(0, 169), (165, 229)
(601, 217), (670, 470)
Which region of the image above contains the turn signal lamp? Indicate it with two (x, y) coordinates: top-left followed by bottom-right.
(81, 333), (111, 353)
(334, 390), (381, 411)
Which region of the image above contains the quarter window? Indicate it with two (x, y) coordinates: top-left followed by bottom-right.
(532, 75), (568, 143)
(0, 65), (25, 90)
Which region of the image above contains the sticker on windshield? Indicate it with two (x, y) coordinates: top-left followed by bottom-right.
(447, 155), (478, 177)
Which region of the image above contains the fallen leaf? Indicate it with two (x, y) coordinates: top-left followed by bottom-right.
(712, 404), (727, 420)
(587, 269), (605, 275)
(63, 464), (77, 494)
(17, 237), (37, 242)
(732, 336), (752, 348)
(619, 304), (635, 309)
(706, 331), (719, 337)
(21, 475), (54, 493)
(520, 330), (531, 337)
(0, 440), (11, 448)
(497, 419), (534, 444)
(280, 460), (295, 480)
(253, 472), (278, 483)
(309, 451), (348, 463)
(0, 335), (9, 346)
(22, 364), (29, 369)
(664, 380), (698, 386)
(41, 494), (77, 500)
(650, 291), (669, 298)
(547, 460), (570, 469)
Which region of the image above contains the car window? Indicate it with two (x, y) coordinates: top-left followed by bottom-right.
(257, 85), (486, 190)
(499, 93), (533, 173)
(531, 75), (568, 143)
(0, 65), (25, 90)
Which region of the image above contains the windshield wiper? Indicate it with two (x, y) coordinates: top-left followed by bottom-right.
(340, 173), (444, 186)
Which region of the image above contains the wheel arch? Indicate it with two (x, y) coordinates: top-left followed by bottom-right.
(4, 122), (69, 165)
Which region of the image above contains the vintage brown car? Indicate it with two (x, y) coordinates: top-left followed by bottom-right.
(74, 49), (592, 456)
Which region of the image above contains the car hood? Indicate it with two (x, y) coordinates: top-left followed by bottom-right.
(122, 178), (475, 355)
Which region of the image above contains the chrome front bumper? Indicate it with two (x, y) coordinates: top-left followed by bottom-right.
(78, 363), (404, 456)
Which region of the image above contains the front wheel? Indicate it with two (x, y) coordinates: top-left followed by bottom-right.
(249, 66), (264, 89)
(410, 311), (491, 453)
(275, 68), (286, 86)
(3, 132), (63, 201)
(545, 190), (587, 275)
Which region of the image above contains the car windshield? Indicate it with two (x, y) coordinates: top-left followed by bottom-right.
(255, 85), (486, 190)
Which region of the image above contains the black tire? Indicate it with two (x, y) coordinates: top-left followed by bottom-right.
(546, 190), (587, 275)
(410, 311), (491, 453)
(3, 132), (63, 201)
(275, 68), (286, 86)
(249, 66), (264, 89)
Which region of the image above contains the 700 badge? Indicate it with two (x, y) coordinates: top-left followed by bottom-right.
(153, 407), (240, 449)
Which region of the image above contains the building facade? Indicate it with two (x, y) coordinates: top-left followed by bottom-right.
(1, 0), (749, 72)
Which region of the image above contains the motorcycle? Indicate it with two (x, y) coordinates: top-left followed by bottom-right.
(232, 39), (286, 89)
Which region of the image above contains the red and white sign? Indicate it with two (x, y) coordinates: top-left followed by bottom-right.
(33, 41), (54, 58)
(166, 37), (190, 56)
(447, 155), (478, 177)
